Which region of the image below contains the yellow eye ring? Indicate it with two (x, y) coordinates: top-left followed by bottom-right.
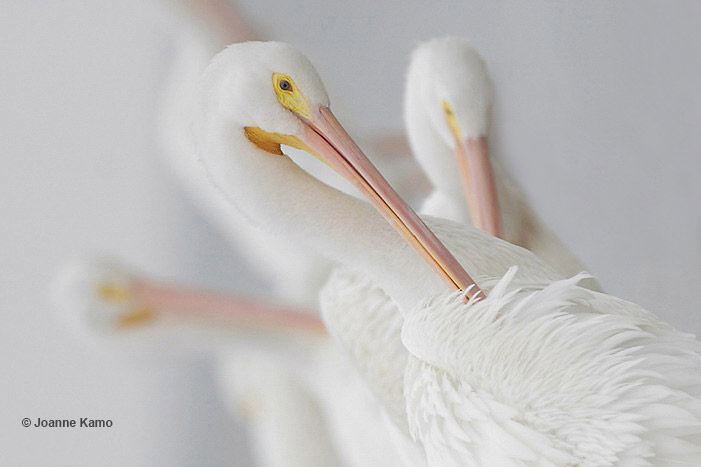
(272, 73), (312, 120)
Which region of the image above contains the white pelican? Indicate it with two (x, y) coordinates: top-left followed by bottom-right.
(406, 37), (601, 291)
(52, 256), (405, 466)
(156, 6), (356, 465)
(156, 6), (432, 466)
(195, 41), (701, 465)
(52, 257), (325, 352)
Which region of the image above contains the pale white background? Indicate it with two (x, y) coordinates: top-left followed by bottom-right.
(1, 1), (699, 465)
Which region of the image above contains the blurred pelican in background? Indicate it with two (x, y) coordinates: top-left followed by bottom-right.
(405, 37), (600, 290)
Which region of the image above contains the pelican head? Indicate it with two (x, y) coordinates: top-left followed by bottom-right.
(52, 258), (156, 341)
(197, 41), (479, 297)
(405, 37), (502, 237)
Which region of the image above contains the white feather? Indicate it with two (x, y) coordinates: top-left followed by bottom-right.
(403, 270), (701, 465)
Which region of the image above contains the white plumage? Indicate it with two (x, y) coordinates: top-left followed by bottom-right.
(322, 218), (701, 466)
(195, 41), (701, 465)
(403, 269), (701, 465)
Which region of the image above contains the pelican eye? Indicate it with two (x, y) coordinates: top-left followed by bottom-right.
(272, 73), (311, 119)
(278, 79), (292, 92)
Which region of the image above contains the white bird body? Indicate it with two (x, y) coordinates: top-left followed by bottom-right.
(321, 211), (701, 466)
(402, 271), (701, 466)
(194, 41), (701, 466)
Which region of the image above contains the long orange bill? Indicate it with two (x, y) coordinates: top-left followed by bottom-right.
(456, 136), (504, 239)
(117, 278), (326, 335)
(298, 106), (483, 299)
